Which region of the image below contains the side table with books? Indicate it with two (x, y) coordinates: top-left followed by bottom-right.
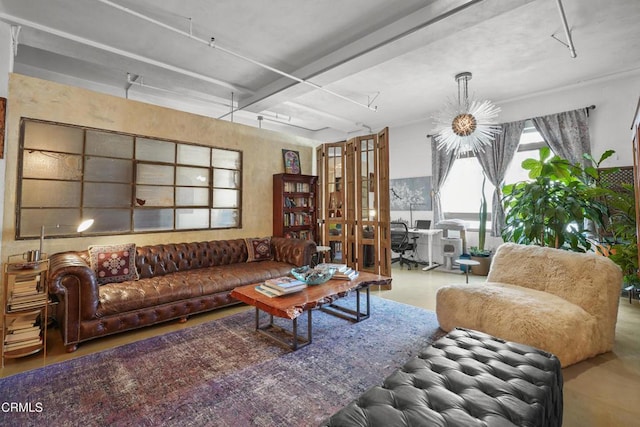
(2, 257), (51, 367)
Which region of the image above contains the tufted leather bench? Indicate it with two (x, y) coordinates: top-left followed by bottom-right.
(322, 328), (563, 427)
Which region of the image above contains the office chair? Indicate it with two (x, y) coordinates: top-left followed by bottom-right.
(390, 222), (417, 270)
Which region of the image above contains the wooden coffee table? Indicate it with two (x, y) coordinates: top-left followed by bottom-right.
(230, 271), (392, 350)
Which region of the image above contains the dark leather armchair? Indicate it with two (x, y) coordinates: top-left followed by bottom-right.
(390, 222), (416, 270)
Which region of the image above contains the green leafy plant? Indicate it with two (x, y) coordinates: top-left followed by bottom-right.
(600, 183), (638, 286)
(501, 147), (610, 252)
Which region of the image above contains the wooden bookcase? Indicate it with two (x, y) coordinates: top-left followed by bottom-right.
(273, 173), (318, 241)
(2, 258), (50, 367)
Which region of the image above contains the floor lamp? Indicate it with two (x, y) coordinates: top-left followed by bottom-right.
(39, 218), (94, 258)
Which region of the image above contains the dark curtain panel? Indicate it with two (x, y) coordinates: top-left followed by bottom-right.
(431, 136), (456, 224)
(475, 121), (525, 236)
(532, 108), (592, 166)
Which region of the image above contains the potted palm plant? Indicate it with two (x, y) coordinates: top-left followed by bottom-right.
(469, 174), (492, 275)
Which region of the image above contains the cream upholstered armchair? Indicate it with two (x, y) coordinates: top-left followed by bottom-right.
(436, 242), (622, 367)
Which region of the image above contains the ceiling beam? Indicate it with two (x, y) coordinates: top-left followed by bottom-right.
(238, 0), (536, 115)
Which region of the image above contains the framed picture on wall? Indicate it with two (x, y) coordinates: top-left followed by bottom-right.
(282, 149), (301, 174)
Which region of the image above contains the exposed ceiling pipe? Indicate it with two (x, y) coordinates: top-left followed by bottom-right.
(125, 73), (322, 131)
(10, 25), (20, 56)
(96, 0), (377, 113)
(553, 0), (577, 58)
(0, 12), (248, 93)
(125, 72), (234, 108)
(282, 101), (362, 129)
(260, 115), (328, 132)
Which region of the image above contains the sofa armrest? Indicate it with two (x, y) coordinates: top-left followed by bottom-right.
(271, 237), (316, 267)
(49, 252), (100, 322)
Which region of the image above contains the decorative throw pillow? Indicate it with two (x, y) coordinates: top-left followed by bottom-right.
(245, 237), (273, 262)
(88, 243), (139, 285)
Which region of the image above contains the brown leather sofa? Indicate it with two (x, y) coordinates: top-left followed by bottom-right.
(48, 237), (315, 352)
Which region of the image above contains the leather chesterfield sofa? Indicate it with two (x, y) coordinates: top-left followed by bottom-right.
(322, 328), (563, 427)
(48, 237), (315, 352)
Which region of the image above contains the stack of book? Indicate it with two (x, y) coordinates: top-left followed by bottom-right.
(4, 312), (42, 352)
(255, 277), (307, 298)
(316, 263), (359, 280)
(8, 275), (48, 312)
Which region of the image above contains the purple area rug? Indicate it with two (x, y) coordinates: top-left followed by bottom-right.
(0, 295), (442, 426)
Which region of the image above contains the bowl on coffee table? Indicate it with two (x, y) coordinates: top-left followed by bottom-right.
(291, 265), (336, 285)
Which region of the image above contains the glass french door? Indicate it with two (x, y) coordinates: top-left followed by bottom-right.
(317, 128), (390, 276)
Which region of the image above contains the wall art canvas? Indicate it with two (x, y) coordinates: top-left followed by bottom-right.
(389, 176), (432, 211)
(282, 149), (301, 174)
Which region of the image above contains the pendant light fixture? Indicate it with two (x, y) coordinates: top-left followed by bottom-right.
(433, 72), (501, 156)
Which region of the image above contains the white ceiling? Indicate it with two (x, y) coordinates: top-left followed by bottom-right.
(1, 0), (639, 139)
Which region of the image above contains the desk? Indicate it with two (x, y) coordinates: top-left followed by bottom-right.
(407, 229), (443, 271)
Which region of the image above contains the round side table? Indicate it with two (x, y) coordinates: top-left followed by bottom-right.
(454, 259), (480, 284)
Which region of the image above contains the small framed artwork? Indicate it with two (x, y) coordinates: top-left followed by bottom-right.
(282, 149), (301, 174)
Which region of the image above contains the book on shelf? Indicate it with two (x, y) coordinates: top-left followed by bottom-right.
(15, 272), (41, 282)
(4, 337), (42, 352)
(283, 182), (311, 193)
(12, 287), (40, 297)
(15, 274), (40, 285)
(5, 328), (41, 343)
(7, 312), (40, 330)
(10, 292), (47, 303)
(8, 296), (48, 311)
(6, 325), (40, 335)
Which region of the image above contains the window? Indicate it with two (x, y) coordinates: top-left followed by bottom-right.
(440, 120), (548, 229)
(17, 119), (242, 239)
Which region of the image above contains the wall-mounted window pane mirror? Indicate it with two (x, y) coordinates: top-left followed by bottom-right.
(16, 119), (243, 239)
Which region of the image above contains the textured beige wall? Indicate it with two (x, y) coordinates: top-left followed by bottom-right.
(2, 73), (317, 258)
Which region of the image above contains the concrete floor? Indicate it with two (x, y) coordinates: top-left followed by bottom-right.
(2, 265), (639, 426)
(380, 266), (640, 427)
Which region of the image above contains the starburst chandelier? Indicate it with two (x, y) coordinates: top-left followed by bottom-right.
(433, 72), (501, 156)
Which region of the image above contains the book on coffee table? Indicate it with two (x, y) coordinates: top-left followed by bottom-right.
(316, 263), (349, 273)
(254, 285), (281, 298)
(263, 277), (306, 293)
(332, 268), (359, 280)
